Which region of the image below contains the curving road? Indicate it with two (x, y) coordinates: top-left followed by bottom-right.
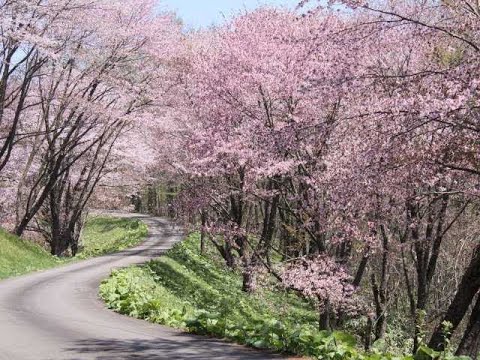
(0, 213), (284, 360)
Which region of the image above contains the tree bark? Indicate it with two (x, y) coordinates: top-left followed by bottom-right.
(456, 294), (480, 358)
(428, 243), (480, 351)
(319, 298), (332, 331)
(200, 210), (207, 255)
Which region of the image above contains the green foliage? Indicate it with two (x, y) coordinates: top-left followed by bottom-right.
(100, 233), (471, 359)
(0, 216), (147, 280)
(409, 321), (469, 360)
(99, 266), (187, 327)
(78, 216), (148, 258)
(0, 228), (64, 279)
(413, 345), (470, 360)
(416, 309), (428, 349)
(375, 318), (414, 354)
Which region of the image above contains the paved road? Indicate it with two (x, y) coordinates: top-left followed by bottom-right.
(0, 213), (284, 360)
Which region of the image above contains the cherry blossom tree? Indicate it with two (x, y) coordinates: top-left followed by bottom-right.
(3, 0), (478, 354)
(282, 255), (360, 331)
(172, 8), (363, 290)
(158, 2), (480, 354)
(298, 0), (480, 355)
(1, 0), (182, 255)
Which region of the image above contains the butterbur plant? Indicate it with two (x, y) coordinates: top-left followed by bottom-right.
(416, 310), (427, 349)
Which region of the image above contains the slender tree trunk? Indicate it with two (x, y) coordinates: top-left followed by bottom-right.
(353, 250), (369, 287)
(242, 258), (256, 293)
(429, 243), (480, 351)
(364, 316), (374, 351)
(319, 298), (332, 331)
(225, 242), (236, 268)
(200, 210), (207, 255)
(456, 295), (480, 358)
(259, 189), (279, 266)
(371, 273), (388, 340)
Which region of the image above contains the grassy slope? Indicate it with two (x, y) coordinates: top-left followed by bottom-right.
(0, 216), (148, 280)
(99, 233), (338, 357)
(100, 236), (473, 360)
(0, 228), (63, 279)
(78, 216), (148, 259)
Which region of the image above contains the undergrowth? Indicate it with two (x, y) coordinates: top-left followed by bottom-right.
(100, 233), (471, 360)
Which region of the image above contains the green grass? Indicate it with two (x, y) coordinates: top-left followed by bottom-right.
(0, 216), (148, 280)
(99, 234), (473, 360)
(99, 233), (337, 357)
(78, 216), (148, 259)
(101, 232), (318, 325)
(0, 228), (64, 279)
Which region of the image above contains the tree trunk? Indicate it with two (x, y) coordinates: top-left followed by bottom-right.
(200, 210), (207, 255)
(456, 295), (480, 358)
(371, 273), (388, 340)
(429, 243), (480, 351)
(259, 191), (279, 266)
(224, 242), (236, 269)
(364, 316), (374, 351)
(319, 298), (332, 331)
(242, 267), (256, 293)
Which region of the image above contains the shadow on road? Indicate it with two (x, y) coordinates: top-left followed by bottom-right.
(64, 336), (281, 359)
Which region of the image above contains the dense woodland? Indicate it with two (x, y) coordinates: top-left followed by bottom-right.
(1, 0), (480, 358)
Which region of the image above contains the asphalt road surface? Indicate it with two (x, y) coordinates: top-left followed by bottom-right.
(0, 213), (284, 360)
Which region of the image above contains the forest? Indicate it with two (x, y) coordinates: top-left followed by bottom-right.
(0, 0), (479, 359)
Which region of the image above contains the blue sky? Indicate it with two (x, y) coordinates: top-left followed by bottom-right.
(160, 0), (302, 28)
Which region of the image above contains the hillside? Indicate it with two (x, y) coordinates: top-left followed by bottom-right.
(0, 216), (148, 280)
(0, 228), (61, 279)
